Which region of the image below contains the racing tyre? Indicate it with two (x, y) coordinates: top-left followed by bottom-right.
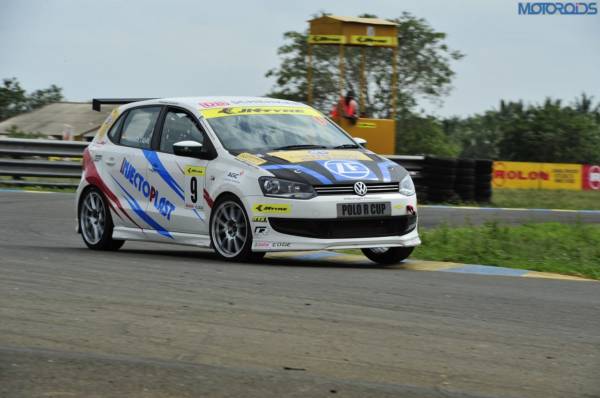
(362, 247), (415, 265)
(79, 187), (125, 251)
(210, 195), (256, 262)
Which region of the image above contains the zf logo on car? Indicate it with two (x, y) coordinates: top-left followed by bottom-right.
(324, 160), (371, 180)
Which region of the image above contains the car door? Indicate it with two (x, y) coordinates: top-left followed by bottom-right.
(144, 106), (211, 236)
(101, 106), (166, 234)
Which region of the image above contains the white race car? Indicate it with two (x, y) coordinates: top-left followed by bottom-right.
(76, 97), (420, 264)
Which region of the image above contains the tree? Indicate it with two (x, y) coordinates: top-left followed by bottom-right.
(397, 115), (460, 156)
(445, 94), (600, 163)
(0, 78), (64, 122)
(497, 98), (600, 163)
(265, 12), (464, 118)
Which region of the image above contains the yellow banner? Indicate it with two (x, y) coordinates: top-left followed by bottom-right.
(267, 149), (371, 163)
(201, 106), (322, 119)
(308, 34), (346, 44)
(493, 161), (582, 190)
(184, 165), (206, 176)
(350, 35), (397, 47)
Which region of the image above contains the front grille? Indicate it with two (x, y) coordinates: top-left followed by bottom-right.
(268, 215), (417, 239)
(314, 182), (399, 195)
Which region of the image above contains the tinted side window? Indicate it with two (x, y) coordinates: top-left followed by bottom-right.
(159, 110), (205, 154)
(107, 113), (125, 143)
(120, 107), (161, 149)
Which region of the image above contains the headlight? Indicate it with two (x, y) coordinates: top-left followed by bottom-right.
(258, 177), (316, 199)
(399, 175), (416, 196)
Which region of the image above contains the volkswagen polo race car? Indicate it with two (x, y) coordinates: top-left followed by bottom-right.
(76, 97), (420, 264)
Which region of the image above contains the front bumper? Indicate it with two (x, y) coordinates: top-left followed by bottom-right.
(243, 192), (421, 252)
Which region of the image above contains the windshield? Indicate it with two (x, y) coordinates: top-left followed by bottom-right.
(205, 112), (357, 153)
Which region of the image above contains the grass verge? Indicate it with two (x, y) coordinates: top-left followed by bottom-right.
(490, 189), (600, 211)
(414, 222), (600, 279)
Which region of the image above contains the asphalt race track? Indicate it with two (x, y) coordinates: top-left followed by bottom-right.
(1, 191), (599, 398)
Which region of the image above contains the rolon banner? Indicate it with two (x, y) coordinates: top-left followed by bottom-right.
(493, 161), (600, 190)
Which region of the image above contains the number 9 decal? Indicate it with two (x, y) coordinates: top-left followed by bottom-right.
(190, 176), (197, 203)
(184, 165), (205, 209)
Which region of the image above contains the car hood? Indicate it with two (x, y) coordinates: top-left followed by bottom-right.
(235, 149), (408, 186)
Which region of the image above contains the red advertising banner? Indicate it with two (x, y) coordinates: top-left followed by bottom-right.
(582, 165), (600, 190)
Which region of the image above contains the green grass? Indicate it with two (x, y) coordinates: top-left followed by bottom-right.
(489, 189), (600, 211)
(414, 222), (600, 279)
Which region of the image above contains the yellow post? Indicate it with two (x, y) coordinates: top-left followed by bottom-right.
(359, 47), (366, 114)
(307, 44), (313, 105)
(391, 46), (398, 119)
(338, 44), (345, 96)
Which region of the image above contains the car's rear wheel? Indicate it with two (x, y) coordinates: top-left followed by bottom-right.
(79, 187), (124, 250)
(361, 247), (414, 265)
(210, 195), (260, 261)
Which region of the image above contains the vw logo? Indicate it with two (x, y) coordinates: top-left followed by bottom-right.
(354, 181), (368, 196)
(324, 160), (370, 179)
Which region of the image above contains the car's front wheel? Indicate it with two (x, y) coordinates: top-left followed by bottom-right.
(210, 195), (263, 262)
(79, 187), (125, 251)
(361, 247), (414, 265)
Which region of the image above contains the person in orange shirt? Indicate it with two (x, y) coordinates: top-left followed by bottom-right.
(330, 90), (359, 124)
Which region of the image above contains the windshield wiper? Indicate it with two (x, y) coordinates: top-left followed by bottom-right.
(273, 144), (328, 150)
(333, 144), (359, 149)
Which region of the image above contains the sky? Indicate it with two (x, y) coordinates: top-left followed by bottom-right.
(1, 0), (599, 118)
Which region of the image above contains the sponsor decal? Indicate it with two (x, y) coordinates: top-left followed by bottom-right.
(357, 121), (376, 129)
(267, 149), (371, 163)
(184, 165), (206, 176)
(236, 152), (267, 166)
(252, 216), (267, 223)
(254, 241), (270, 248)
(324, 160), (372, 180)
(308, 34), (346, 44)
(230, 99), (296, 105)
(254, 226), (269, 236)
(201, 106), (322, 119)
(111, 176), (173, 239)
(272, 242), (291, 248)
(344, 196), (382, 201)
(350, 35), (398, 47)
(225, 170), (244, 183)
(199, 101), (230, 108)
(120, 159), (175, 220)
(252, 204), (291, 214)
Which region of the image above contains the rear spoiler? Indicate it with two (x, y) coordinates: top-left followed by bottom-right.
(92, 98), (157, 112)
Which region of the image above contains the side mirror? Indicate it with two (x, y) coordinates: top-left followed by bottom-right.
(173, 140), (203, 158)
(353, 137), (367, 146)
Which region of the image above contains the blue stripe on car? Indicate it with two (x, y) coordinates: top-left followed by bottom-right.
(143, 150), (184, 200)
(377, 161), (394, 182)
(111, 175), (173, 239)
(262, 165), (333, 185)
